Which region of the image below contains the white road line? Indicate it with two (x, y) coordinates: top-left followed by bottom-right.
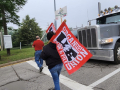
(27, 60), (93, 90)
(89, 67), (120, 88)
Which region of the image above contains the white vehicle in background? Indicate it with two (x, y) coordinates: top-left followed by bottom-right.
(77, 2), (120, 64)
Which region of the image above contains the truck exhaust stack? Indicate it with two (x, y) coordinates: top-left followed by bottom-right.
(98, 2), (101, 15)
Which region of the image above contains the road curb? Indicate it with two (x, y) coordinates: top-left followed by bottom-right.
(0, 57), (35, 68)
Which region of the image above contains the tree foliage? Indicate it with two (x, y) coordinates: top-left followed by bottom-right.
(18, 15), (42, 46)
(12, 30), (20, 47)
(0, 0), (27, 34)
(0, 0), (27, 55)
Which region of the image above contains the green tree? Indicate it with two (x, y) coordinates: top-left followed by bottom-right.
(12, 29), (20, 47)
(0, 0), (27, 55)
(19, 15), (42, 46)
(7, 27), (17, 35)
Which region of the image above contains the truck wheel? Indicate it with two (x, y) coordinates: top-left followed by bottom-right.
(114, 42), (120, 64)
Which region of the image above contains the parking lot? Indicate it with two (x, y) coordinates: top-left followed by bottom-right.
(0, 59), (120, 90)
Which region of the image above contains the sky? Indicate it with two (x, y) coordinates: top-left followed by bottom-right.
(8, 0), (120, 30)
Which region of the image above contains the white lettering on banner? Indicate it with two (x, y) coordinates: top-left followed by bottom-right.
(67, 34), (71, 39)
(71, 41), (88, 58)
(80, 49), (88, 57)
(71, 41), (82, 51)
(65, 63), (72, 70)
(74, 58), (80, 64)
(70, 61), (77, 68)
(59, 50), (64, 54)
(65, 54), (84, 70)
(68, 37), (74, 43)
(63, 27), (72, 40)
(57, 43), (63, 50)
(63, 26), (68, 35)
(62, 26), (77, 45)
(61, 54), (68, 64)
(63, 26), (72, 39)
(63, 28), (85, 54)
(77, 55), (83, 61)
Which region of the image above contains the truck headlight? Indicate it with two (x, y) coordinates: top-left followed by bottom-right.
(100, 38), (113, 44)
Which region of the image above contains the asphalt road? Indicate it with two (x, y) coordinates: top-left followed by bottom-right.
(0, 59), (120, 90)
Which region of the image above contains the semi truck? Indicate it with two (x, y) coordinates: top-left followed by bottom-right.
(77, 2), (120, 64)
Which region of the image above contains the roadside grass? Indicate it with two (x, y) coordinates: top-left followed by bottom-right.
(0, 47), (35, 64)
(0, 42), (49, 65)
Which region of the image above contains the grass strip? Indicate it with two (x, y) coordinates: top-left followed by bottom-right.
(0, 47), (35, 64)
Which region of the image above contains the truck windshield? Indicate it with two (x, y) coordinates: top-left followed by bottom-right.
(71, 30), (77, 38)
(96, 12), (120, 24)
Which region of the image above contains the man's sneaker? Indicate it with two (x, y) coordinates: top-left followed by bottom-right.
(39, 67), (43, 72)
(48, 87), (55, 90)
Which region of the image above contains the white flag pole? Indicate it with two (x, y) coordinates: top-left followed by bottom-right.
(41, 32), (46, 40)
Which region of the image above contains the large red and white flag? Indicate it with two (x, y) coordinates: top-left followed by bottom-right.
(46, 23), (56, 33)
(50, 22), (92, 75)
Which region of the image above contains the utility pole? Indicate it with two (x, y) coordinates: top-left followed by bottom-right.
(0, 28), (4, 61)
(0, 29), (3, 51)
(54, 0), (57, 30)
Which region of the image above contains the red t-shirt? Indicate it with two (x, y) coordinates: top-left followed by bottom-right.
(32, 40), (44, 51)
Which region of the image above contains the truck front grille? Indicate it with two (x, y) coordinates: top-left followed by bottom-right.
(78, 28), (97, 48)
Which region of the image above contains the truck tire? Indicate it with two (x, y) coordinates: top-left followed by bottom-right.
(114, 42), (120, 64)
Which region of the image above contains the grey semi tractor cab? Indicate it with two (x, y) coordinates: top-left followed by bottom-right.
(77, 3), (120, 64)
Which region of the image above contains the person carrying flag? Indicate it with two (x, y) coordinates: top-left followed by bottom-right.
(40, 31), (63, 90)
(32, 36), (44, 73)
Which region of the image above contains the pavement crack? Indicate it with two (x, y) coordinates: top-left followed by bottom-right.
(28, 75), (41, 82)
(82, 65), (95, 68)
(0, 80), (40, 87)
(0, 80), (19, 87)
(11, 66), (23, 81)
(95, 87), (105, 90)
(23, 68), (39, 73)
(11, 66), (46, 83)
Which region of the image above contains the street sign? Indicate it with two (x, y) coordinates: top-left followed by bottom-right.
(3, 35), (12, 49)
(55, 6), (67, 20)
